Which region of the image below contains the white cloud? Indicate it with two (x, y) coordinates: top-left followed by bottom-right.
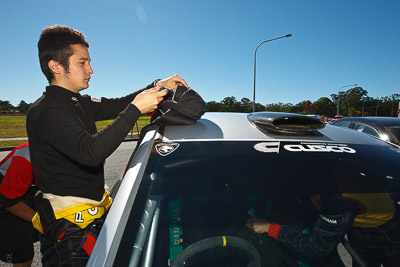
(134, 3), (148, 23)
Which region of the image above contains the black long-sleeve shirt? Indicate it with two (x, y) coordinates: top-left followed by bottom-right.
(27, 83), (154, 201)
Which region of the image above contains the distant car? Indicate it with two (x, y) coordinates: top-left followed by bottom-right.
(331, 117), (400, 146)
(306, 114), (322, 120)
(88, 112), (400, 267)
(324, 115), (344, 124)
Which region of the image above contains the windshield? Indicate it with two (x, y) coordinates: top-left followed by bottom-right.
(113, 140), (400, 267)
(388, 126), (400, 142)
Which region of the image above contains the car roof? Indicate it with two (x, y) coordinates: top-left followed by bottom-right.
(162, 112), (391, 146)
(334, 117), (400, 127)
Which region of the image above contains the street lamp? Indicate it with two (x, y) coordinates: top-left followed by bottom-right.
(253, 34), (292, 112)
(336, 84), (358, 116)
(362, 97), (366, 117)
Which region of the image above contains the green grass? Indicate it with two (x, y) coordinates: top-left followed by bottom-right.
(0, 115), (27, 138)
(0, 139), (27, 147)
(0, 115), (150, 147)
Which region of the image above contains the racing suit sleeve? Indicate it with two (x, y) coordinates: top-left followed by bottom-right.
(267, 197), (360, 259)
(88, 81), (156, 122)
(0, 149), (35, 208)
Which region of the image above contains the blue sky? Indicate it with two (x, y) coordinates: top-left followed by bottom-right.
(1, 0), (399, 107)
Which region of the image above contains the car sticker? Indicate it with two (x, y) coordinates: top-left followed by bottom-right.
(254, 142), (280, 153)
(254, 141), (356, 154)
(155, 142), (180, 156)
(284, 143), (356, 153)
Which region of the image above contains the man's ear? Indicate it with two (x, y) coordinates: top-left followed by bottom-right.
(48, 60), (62, 74)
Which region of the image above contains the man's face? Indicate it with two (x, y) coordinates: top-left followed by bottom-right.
(55, 44), (93, 93)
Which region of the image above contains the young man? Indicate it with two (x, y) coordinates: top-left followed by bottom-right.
(26, 25), (187, 266)
(0, 142), (38, 267)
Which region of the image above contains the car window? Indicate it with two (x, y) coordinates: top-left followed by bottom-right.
(112, 140), (400, 267)
(388, 126), (400, 142)
(353, 123), (379, 138)
(333, 120), (352, 128)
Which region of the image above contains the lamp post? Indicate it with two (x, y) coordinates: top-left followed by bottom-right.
(362, 98), (366, 117)
(253, 34), (292, 112)
(336, 84), (357, 116)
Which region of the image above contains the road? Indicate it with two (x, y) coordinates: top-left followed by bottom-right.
(0, 141), (137, 267)
(0, 140), (353, 266)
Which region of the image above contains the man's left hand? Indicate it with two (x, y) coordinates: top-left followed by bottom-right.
(156, 74), (188, 89)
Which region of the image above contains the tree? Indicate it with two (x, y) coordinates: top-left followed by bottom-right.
(221, 96), (237, 108)
(240, 98), (252, 113)
(265, 102), (292, 112)
(313, 97), (336, 117)
(254, 103), (266, 112)
(342, 87), (368, 116)
(0, 100), (15, 113)
(206, 101), (224, 112)
(289, 101), (305, 114)
(17, 100), (31, 113)
(302, 100), (316, 114)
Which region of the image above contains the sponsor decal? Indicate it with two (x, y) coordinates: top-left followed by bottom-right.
(320, 214), (337, 224)
(284, 143), (356, 153)
(155, 143), (180, 156)
(254, 142), (280, 153)
(91, 96), (101, 102)
(254, 141), (356, 154)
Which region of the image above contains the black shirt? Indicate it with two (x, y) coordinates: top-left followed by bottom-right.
(27, 84), (153, 201)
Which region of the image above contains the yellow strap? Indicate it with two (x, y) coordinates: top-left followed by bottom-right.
(222, 236), (227, 247)
(32, 192), (113, 233)
(32, 212), (44, 234)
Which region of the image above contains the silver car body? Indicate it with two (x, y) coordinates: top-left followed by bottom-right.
(88, 112), (400, 267)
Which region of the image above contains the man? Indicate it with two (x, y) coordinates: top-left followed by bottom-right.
(26, 25), (187, 266)
(246, 193), (400, 267)
(0, 142), (38, 267)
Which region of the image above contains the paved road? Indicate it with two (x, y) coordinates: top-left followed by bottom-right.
(0, 140), (354, 266)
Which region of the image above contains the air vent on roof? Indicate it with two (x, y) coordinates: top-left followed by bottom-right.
(248, 112), (325, 135)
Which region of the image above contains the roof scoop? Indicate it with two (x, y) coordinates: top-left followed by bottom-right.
(248, 112), (325, 135)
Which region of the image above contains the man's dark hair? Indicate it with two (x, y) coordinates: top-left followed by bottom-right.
(38, 25), (89, 82)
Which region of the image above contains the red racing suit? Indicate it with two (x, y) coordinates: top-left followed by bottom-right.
(0, 142), (38, 251)
(0, 142), (35, 209)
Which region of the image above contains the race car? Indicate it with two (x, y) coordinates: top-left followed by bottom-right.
(88, 112), (400, 267)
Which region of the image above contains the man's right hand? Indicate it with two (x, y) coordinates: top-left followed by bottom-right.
(131, 87), (169, 114)
(246, 217), (271, 234)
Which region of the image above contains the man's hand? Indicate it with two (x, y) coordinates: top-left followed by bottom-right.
(131, 87), (169, 114)
(246, 217), (270, 234)
(156, 74), (188, 89)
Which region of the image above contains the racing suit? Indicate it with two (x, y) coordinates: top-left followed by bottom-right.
(266, 194), (400, 266)
(26, 82), (157, 266)
(0, 142), (39, 264)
